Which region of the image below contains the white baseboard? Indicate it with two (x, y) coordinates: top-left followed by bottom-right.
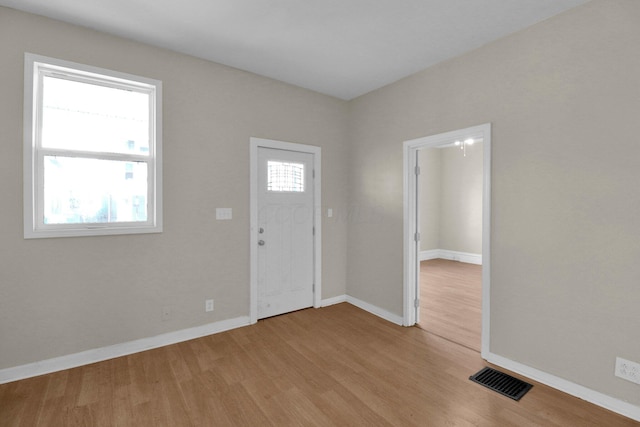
(345, 295), (404, 326)
(324, 294), (403, 326)
(419, 249), (441, 261)
(321, 294), (347, 307)
(420, 249), (482, 265)
(486, 352), (640, 423)
(0, 316), (250, 385)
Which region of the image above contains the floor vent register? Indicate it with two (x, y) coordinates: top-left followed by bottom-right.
(469, 367), (533, 401)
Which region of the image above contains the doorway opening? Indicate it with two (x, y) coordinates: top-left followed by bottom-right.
(403, 123), (491, 358)
(417, 140), (483, 351)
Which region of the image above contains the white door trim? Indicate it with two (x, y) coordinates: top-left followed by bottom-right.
(402, 123), (491, 358)
(249, 137), (322, 324)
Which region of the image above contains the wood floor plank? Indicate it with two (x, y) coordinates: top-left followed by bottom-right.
(419, 258), (482, 351)
(1, 303), (637, 426)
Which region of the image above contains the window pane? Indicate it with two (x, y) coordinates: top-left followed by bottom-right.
(41, 76), (150, 155)
(43, 156), (148, 224)
(267, 161), (305, 192)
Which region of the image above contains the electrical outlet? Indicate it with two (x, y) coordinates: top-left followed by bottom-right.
(205, 299), (214, 312)
(615, 357), (640, 385)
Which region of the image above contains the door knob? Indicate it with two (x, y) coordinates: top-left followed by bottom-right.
(258, 240), (265, 246)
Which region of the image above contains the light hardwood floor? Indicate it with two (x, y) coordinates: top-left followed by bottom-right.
(418, 259), (482, 352)
(1, 303), (637, 426)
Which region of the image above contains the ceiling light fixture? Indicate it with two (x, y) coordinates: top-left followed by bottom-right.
(455, 138), (474, 157)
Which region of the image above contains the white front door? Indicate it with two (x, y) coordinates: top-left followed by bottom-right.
(257, 147), (315, 319)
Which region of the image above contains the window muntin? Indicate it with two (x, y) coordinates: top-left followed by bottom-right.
(24, 53), (162, 238)
(267, 161), (305, 192)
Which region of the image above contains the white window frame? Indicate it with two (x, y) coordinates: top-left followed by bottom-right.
(23, 53), (163, 238)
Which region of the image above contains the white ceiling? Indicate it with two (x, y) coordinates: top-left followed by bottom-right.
(0, 0), (588, 100)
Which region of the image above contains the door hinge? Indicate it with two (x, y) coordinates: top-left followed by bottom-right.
(414, 232), (420, 242)
(312, 283), (315, 292)
(313, 226), (315, 236)
(313, 169), (315, 179)
(415, 166), (421, 175)
(414, 299), (420, 308)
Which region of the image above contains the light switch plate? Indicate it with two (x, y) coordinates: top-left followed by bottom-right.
(216, 208), (232, 220)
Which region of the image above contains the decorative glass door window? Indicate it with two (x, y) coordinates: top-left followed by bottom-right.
(267, 161), (305, 192)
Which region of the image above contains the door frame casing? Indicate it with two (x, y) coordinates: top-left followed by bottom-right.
(402, 123), (491, 358)
(249, 137), (322, 324)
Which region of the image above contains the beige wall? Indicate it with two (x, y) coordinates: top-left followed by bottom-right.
(348, 0), (640, 407)
(0, 7), (349, 369)
(418, 148), (441, 251)
(419, 143), (483, 254)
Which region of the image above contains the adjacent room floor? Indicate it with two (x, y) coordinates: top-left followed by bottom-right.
(419, 258), (482, 352)
(0, 303), (636, 426)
